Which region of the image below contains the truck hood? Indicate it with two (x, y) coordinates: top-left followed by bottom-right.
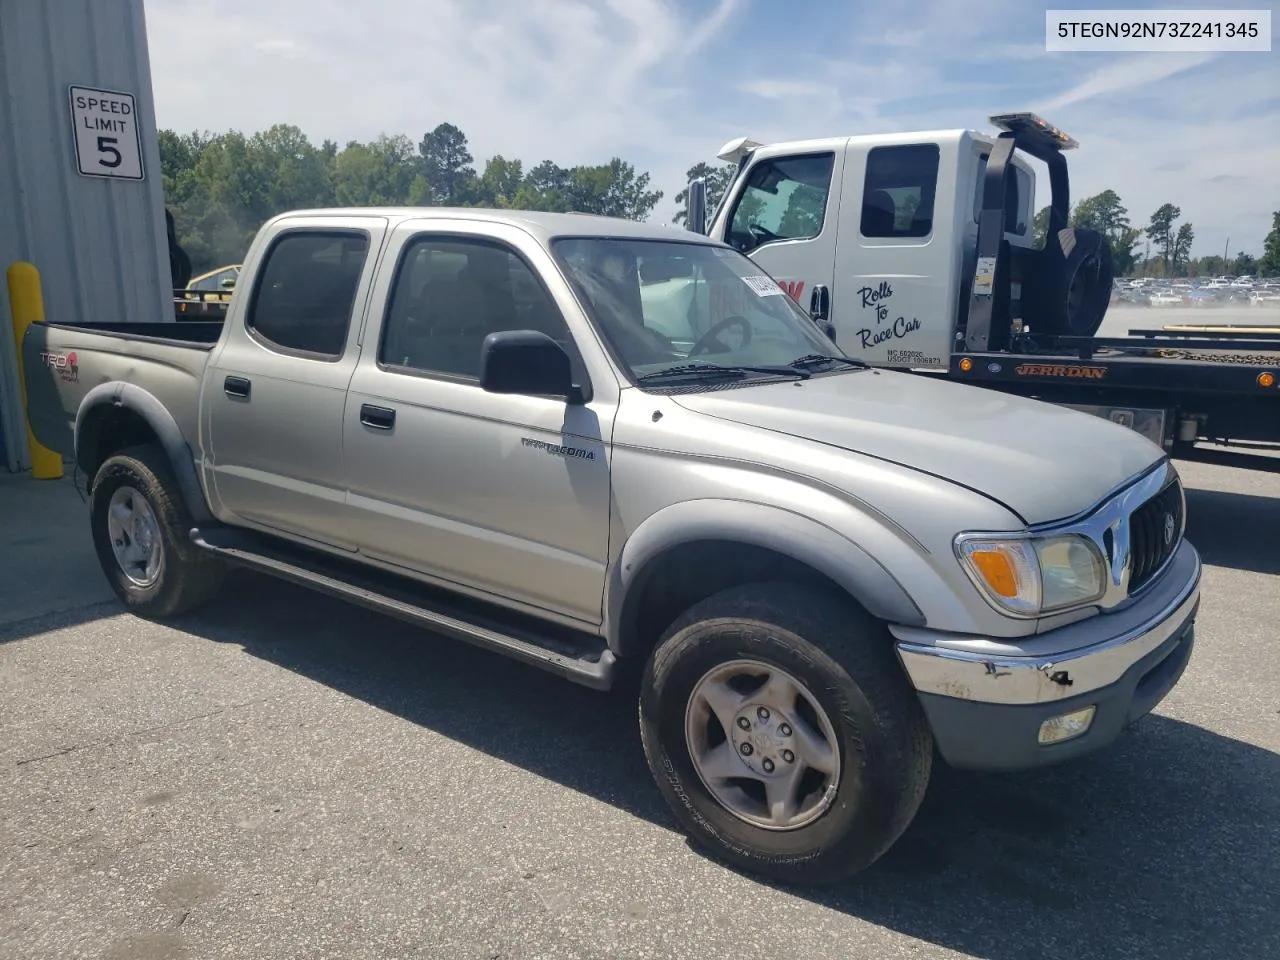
(669, 369), (1164, 525)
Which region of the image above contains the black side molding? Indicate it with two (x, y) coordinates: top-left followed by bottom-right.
(189, 525), (617, 690)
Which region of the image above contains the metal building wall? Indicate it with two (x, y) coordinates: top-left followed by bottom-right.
(0, 0), (170, 472)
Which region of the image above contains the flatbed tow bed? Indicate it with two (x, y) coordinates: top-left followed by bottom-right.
(948, 327), (1280, 450)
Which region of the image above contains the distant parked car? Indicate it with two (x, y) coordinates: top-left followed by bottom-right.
(183, 264), (242, 301)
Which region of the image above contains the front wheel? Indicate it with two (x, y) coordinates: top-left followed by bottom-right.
(639, 582), (933, 885)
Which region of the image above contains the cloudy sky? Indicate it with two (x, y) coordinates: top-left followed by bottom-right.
(143, 0), (1277, 258)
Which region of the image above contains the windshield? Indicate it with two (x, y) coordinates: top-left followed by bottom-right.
(552, 237), (839, 383)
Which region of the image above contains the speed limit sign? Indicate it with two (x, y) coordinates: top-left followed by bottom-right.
(68, 84), (145, 181)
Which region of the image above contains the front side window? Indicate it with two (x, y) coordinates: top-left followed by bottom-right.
(246, 232), (368, 357)
(379, 235), (580, 381)
(553, 238), (836, 385)
(860, 144), (940, 239)
(725, 153), (835, 253)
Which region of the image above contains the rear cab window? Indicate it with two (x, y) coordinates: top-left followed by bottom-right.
(859, 144), (940, 239)
(973, 152), (1033, 236)
(245, 231), (371, 360)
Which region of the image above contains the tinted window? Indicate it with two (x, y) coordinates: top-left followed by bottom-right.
(379, 236), (578, 380)
(973, 154), (1032, 235)
(726, 153), (835, 253)
(860, 144), (940, 238)
(247, 232), (368, 357)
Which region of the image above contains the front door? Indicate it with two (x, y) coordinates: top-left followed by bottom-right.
(720, 149), (843, 321)
(342, 221), (615, 625)
(203, 219), (387, 549)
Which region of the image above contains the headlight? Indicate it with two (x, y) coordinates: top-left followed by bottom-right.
(955, 533), (1106, 617)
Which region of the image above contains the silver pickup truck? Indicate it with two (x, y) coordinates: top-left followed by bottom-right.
(22, 207), (1201, 884)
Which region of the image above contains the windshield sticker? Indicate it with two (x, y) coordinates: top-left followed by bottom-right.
(742, 275), (785, 297)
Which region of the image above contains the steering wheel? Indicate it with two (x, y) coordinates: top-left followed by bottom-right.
(748, 223), (781, 246)
(690, 315), (753, 356)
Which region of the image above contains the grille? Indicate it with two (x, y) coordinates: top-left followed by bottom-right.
(1127, 476), (1184, 592)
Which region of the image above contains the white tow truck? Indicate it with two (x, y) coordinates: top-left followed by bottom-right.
(683, 113), (1280, 453)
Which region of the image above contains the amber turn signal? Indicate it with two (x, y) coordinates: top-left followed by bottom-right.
(958, 357), (973, 372)
(1259, 372), (1276, 388)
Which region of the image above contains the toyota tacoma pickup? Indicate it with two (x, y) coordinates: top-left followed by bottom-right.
(21, 207), (1201, 884)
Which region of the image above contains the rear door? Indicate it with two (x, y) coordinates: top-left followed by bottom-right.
(718, 147), (844, 318)
(202, 218), (388, 549)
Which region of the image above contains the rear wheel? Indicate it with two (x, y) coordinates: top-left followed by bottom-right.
(639, 582), (933, 884)
(90, 444), (226, 619)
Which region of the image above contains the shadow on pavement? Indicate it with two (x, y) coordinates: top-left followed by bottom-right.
(179, 568), (1279, 960)
(1183, 487), (1280, 576)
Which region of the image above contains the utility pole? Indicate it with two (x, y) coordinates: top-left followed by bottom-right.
(1224, 237), (1229, 274)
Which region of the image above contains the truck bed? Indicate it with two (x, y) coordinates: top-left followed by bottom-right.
(21, 320), (220, 462)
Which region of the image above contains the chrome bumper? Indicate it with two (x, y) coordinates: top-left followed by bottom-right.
(893, 541), (1202, 706)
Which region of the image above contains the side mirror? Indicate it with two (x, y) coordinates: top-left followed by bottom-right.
(479, 330), (585, 403)
(687, 178), (707, 235)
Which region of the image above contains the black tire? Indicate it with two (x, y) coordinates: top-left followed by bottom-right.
(90, 444), (226, 619)
(1030, 226), (1114, 338)
(639, 582), (933, 885)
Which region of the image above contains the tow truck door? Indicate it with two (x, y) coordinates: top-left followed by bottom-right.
(711, 143), (845, 320)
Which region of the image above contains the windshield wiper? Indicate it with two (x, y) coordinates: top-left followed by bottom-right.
(788, 353), (870, 371)
(635, 362), (810, 384)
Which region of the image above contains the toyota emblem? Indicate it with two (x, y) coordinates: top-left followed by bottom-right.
(1162, 513), (1176, 546)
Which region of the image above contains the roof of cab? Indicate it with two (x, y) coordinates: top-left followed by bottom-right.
(269, 206), (722, 245)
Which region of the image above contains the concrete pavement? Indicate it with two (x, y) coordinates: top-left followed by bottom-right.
(2, 451), (1278, 960)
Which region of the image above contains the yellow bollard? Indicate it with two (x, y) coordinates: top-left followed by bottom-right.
(6, 262), (64, 479)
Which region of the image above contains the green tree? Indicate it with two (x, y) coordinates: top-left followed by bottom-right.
(158, 120), (667, 270)
(1259, 211), (1280, 277)
(331, 135), (430, 207)
(1071, 189), (1141, 275)
(1231, 251), (1257, 276)
(511, 160), (574, 211)
(672, 162), (738, 226)
(1171, 222), (1195, 274)
(476, 155), (524, 208)
(562, 159), (664, 220)
(417, 122), (476, 205)
(1145, 203), (1182, 273)
(1032, 205), (1052, 247)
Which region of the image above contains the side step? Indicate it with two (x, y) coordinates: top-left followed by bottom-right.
(189, 525), (617, 690)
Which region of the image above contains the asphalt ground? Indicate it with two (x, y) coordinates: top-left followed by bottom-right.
(2, 446), (1278, 960)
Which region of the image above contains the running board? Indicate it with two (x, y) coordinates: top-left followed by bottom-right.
(189, 526), (616, 690)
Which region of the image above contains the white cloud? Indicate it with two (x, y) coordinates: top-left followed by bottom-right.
(739, 80), (836, 100)
(141, 0), (1278, 251)
(1033, 52), (1218, 114)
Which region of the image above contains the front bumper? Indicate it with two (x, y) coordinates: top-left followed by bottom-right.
(892, 540), (1201, 771)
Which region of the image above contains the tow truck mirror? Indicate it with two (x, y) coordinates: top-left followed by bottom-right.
(479, 330), (584, 403)
(807, 285), (836, 341)
(687, 178), (707, 235)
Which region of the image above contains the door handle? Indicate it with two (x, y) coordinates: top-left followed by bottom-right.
(360, 404), (396, 430)
(223, 376), (251, 399)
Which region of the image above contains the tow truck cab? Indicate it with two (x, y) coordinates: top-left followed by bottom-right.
(692, 114), (1105, 372)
